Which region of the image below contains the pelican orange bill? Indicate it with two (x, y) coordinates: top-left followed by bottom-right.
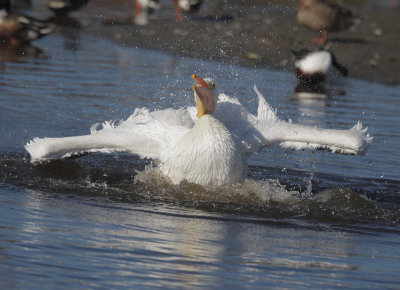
(191, 74), (210, 89)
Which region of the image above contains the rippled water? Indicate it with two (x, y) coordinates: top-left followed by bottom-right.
(1, 12), (400, 288)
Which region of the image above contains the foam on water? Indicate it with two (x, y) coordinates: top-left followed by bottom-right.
(135, 165), (299, 204)
(132, 164), (394, 223)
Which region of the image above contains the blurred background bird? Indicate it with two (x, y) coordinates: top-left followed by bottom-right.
(174, 0), (202, 21)
(134, 0), (202, 25)
(297, 0), (356, 44)
(46, 0), (90, 17)
(0, 0), (53, 47)
(292, 47), (348, 87)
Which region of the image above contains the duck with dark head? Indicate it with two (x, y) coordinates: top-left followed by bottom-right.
(0, 0), (53, 48)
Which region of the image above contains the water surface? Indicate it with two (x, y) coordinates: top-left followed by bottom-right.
(1, 20), (400, 288)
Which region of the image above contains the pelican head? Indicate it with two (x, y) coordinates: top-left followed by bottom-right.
(191, 74), (215, 117)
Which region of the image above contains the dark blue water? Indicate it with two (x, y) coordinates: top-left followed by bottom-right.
(1, 5), (400, 288)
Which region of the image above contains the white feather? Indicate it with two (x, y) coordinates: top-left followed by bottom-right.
(160, 115), (244, 185)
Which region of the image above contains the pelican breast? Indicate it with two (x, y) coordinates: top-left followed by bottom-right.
(160, 114), (244, 186)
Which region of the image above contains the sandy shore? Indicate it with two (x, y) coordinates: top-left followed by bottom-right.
(84, 0), (399, 85)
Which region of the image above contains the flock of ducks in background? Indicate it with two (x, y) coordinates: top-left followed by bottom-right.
(0, 0), (203, 43)
(0, 0), (369, 89)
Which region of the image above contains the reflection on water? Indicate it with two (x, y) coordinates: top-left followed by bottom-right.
(293, 85), (329, 122)
(1, 154), (399, 223)
(1, 6), (400, 288)
(0, 45), (48, 61)
(292, 83), (347, 124)
(50, 16), (85, 51)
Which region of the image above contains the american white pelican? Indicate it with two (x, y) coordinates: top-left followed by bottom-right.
(292, 48), (348, 85)
(0, 0), (53, 47)
(297, 0), (355, 44)
(25, 74), (372, 186)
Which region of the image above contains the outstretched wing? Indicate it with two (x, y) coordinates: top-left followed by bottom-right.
(214, 86), (372, 157)
(25, 107), (193, 163)
(25, 86), (372, 163)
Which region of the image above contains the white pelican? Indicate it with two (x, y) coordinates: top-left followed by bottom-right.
(292, 48), (348, 86)
(25, 74), (372, 186)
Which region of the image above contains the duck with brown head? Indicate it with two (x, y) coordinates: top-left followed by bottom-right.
(297, 0), (355, 44)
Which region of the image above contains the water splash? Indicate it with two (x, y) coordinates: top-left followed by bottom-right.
(0, 154), (399, 223)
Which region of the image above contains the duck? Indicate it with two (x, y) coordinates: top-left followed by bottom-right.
(46, 0), (90, 17)
(174, 0), (202, 21)
(0, 0), (53, 47)
(297, 0), (355, 44)
(292, 48), (348, 86)
(134, 0), (202, 24)
(133, 0), (160, 25)
(25, 74), (372, 186)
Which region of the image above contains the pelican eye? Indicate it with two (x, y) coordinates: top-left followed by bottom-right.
(209, 81), (215, 90)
